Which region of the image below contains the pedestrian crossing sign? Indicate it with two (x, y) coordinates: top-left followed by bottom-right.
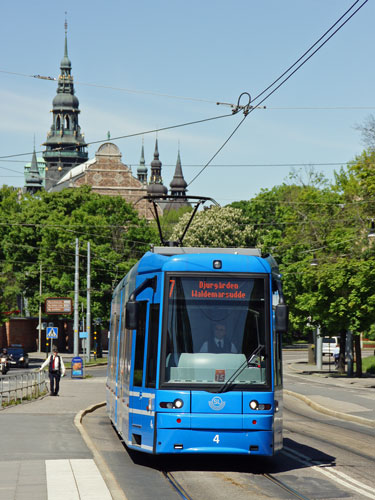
(46, 327), (58, 339)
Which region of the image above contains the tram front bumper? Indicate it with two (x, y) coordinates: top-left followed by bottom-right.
(156, 412), (275, 455)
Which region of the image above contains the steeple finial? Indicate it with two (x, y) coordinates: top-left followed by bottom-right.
(64, 14), (68, 58)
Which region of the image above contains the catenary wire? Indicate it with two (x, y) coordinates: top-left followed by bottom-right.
(0, 111), (234, 160)
(251, 0), (365, 103)
(0, 1), (369, 164)
(187, 0), (369, 187)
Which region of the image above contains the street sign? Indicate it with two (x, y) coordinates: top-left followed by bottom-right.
(45, 298), (72, 314)
(79, 331), (88, 339)
(46, 327), (58, 339)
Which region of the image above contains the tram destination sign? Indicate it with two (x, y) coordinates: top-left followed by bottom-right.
(45, 297), (72, 314)
(192, 280), (246, 299)
(170, 277), (250, 300)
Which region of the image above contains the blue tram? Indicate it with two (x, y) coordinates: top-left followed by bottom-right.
(106, 246), (288, 455)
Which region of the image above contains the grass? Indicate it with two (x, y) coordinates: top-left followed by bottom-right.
(361, 355), (375, 375)
(64, 357), (108, 369)
(1, 389), (48, 408)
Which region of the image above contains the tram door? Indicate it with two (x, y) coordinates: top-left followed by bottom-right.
(129, 301), (160, 451)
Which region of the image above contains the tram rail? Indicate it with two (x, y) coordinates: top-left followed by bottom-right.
(162, 469), (312, 500)
(162, 471), (194, 500)
(262, 473), (311, 500)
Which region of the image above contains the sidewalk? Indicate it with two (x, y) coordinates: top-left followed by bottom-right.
(284, 360), (375, 427)
(0, 353), (116, 500)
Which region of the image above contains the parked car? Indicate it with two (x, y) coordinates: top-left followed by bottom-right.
(7, 344), (29, 368)
(322, 336), (340, 356)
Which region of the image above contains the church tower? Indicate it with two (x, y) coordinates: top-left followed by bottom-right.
(170, 150), (188, 198)
(164, 150), (190, 211)
(147, 139), (168, 196)
(43, 21), (88, 190)
(137, 141), (148, 184)
(24, 147), (43, 194)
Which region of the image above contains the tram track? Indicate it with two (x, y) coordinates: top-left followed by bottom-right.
(162, 468), (313, 500)
(162, 471), (194, 500)
(262, 473), (311, 500)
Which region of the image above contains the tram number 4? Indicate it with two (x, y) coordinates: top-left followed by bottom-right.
(213, 434), (220, 444)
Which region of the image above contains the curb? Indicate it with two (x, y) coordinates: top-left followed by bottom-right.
(74, 402), (128, 500)
(284, 389), (375, 428)
(287, 362), (375, 386)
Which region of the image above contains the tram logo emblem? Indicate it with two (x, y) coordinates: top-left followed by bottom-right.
(209, 396), (226, 411)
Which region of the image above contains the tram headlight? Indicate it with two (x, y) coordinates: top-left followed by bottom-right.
(249, 400), (272, 411)
(160, 398), (184, 409)
(249, 400), (259, 410)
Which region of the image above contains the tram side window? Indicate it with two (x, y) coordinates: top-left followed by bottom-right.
(109, 312), (119, 383)
(145, 304), (160, 388)
(133, 301), (147, 387)
(274, 331), (283, 388)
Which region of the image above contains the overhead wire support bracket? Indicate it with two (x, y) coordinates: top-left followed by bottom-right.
(138, 194), (219, 247)
(216, 92), (265, 116)
(32, 74), (57, 81)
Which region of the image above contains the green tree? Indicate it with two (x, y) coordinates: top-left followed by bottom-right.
(170, 206), (254, 247)
(0, 186), (158, 324)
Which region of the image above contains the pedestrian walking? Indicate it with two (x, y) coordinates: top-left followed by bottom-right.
(39, 347), (66, 396)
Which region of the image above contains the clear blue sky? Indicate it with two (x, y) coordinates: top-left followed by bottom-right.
(0, 0), (373, 205)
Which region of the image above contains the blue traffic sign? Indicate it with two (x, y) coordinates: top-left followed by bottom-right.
(46, 327), (58, 339)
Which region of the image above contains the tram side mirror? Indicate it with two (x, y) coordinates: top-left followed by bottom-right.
(125, 301), (139, 330)
(275, 304), (289, 334)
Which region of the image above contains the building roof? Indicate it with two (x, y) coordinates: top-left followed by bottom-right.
(56, 157), (96, 185)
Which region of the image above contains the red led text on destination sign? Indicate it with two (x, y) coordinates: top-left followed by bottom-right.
(192, 280), (246, 299)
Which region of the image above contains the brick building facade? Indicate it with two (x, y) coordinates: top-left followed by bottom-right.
(1, 318), (108, 354)
(51, 142), (153, 219)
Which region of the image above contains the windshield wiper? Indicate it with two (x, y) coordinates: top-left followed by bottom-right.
(218, 344), (264, 394)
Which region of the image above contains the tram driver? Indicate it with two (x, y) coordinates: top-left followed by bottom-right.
(200, 323), (238, 354)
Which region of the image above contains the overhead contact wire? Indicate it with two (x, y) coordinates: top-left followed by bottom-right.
(187, 0), (368, 187)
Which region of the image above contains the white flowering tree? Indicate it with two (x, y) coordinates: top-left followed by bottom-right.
(170, 206), (254, 247)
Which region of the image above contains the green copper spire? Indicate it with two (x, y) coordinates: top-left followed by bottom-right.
(25, 145), (43, 194)
(137, 140), (147, 184)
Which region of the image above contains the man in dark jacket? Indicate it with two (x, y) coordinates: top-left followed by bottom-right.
(200, 324), (238, 354)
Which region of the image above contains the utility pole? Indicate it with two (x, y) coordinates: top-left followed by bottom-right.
(38, 263), (42, 353)
(316, 325), (322, 370)
(73, 238), (79, 357)
(86, 241), (91, 363)
(346, 330), (354, 377)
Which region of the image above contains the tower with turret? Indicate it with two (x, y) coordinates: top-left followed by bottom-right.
(43, 21), (88, 190)
(147, 139), (168, 196)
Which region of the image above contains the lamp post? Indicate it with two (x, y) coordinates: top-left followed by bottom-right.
(38, 263), (42, 353)
(316, 326), (322, 370)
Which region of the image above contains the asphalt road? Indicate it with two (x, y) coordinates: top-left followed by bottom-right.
(80, 357), (375, 500)
(2, 353), (374, 499)
(83, 400), (375, 500)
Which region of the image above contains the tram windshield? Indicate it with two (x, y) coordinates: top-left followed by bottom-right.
(162, 275), (270, 388)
